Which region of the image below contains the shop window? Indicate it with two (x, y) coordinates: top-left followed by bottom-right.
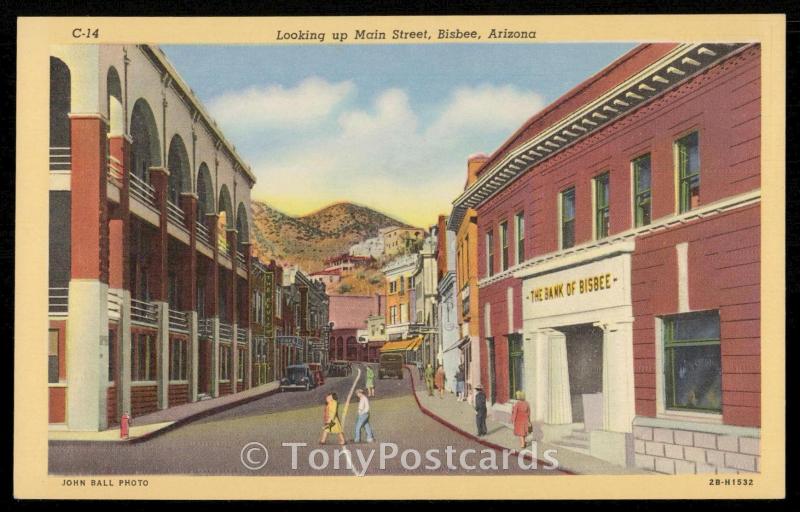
(238, 350), (246, 381)
(500, 221), (509, 271)
(508, 334), (524, 399)
(486, 230), (495, 276)
(132, 333), (156, 381)
(676, 132), (700, 213)
(633, 154), (652, 227)
(48, 329), (59, 384)
(170, 338), (187, 381)
(663, 310), (721, 413)
(594, 173), (610, 239)
(515, 212), (525, 264)
(561, 187), (576, 249)
(220, 345), (231, 381)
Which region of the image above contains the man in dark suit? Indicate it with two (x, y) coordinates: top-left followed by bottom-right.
(474, 384), (488, 436)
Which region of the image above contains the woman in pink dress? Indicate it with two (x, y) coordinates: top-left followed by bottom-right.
(511, 390), (532, 449)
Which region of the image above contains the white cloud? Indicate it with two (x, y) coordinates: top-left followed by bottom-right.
(207, 76), (354, 129)
(243, 83), (545, 226)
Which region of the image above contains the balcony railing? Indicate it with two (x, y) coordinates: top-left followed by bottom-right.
(236, 251), (246, 268)
(237, 327), (248, 344)
(129, 172), (156, 208)
(167, 201), (186, 227)
(48, 287), (68, 315)
(219, 322), (233, 342)
(196, 221), (211, 247)
(108, 289), (123, 320)
(107, 154), (123, 183)
(169, 309), (189, 333)
(49, 147), (71, 172)
(131, 298), (158, 326)
(199, 318), (214, 339)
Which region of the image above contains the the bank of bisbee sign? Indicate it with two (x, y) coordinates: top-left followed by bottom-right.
(522, 254), (631, 320)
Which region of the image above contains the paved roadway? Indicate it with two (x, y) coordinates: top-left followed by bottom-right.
(49, 364), (564, 476)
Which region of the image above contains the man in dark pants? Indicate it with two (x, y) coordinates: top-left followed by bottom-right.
(474, 384), (488, 436)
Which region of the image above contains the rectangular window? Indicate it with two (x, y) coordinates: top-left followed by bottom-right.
(594, 173), (610, 239)
(132, 333), (156, 381)
(500, 221), (509, 271)
(390, 306), (397, 324)
(400, 303), (408, 323)
(676, 131), (700, 213)
(220, 345), (231, 381)
(399, 277), (405, 294)
(389, 280), (397, 294)
(169, 338), (187, 381)
(486, 230), (495, 276)
(238, 350), (245, 381)
(515, 212), (525, 264)
(48, 329), (59, 384)
(561, 187), (576, 249)
(663, 310), (721, 413)
(633, 154), (652, 227)
(508, 334), (524, 399)
(108, 329), (116, 383)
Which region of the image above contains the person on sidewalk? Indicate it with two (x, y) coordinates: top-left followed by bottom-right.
(319, 392), (345, 446)
(424, 363), (435, 396)
(511, 390), (532, 449)
(353, 389), (375, 443)
(365, 365), (376, 397)
(435, 365), (446, 398)
(455, 365), (465, 401)
(474, 384), (488, 436)
(416, 360), (424, 380)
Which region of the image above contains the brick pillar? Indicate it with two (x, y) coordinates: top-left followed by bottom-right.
(66, 114), (109, 431)
(148, 166), (169, 409)
(227, 229), (238, 391)
(108, 134), (132, 420)
(181, 193), (199, 401)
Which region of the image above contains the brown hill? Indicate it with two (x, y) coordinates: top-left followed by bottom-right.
(251, 201), (415, 274)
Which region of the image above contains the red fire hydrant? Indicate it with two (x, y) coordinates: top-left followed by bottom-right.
(120, 412), (131, 439)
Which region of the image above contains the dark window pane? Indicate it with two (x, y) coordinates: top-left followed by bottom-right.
(49, 356), (59, 384)
(666, 344), (722, 411)
(562, 220), (575, 249)
(671, 312), (720, 341)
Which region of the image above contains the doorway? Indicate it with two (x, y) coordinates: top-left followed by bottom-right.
(560, 324), (603, 425)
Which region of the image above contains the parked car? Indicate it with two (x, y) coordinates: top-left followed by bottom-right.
(280, 364), (318, 391)
(378, 353), (404, 379)
(307, 363), (325, 386)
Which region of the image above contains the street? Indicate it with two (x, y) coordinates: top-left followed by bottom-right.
(49, 365), (565, 476)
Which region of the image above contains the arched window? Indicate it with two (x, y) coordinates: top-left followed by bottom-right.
(106, 67), (123, 137)
(236, 202), (250, 251)
(50, 57), (71, 169)
(196, 163), (215, 225)
(167, 135), (190, 206)
(130, 99), (161, 182)
(218, 185), (234, 229)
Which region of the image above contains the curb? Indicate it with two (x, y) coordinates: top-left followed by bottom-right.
(403, 365), (574, 475)
(49, 386), (281, 445)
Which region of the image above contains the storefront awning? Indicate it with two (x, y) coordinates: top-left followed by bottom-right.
(379, 336), (422, 353)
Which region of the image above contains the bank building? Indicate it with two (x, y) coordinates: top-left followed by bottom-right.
(450, 43), (761, 474)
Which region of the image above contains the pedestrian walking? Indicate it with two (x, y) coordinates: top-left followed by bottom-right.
(511, 390), (532, 449)
(353, 389), (375, 443)
(474, 384), (488, 436)
(456, 364), (465, 401)
(416, 360), (424, 380)
(435, 365), (446, 398)
(319, 392), (345, 445)
(424, 363), (435, 396)
(365, 365), (376, 397)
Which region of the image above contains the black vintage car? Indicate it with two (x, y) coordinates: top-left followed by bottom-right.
(327, 360), (352, 377)
(280, 364), (318, 391)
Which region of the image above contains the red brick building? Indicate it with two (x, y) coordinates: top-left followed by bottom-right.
(450, 43), (760, 473)
(329, 294), (385, 361)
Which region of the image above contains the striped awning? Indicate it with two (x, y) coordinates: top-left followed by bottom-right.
(379, 336), (422, 353)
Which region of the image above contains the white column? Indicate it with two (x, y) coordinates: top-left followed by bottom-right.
(602, 321), (635, 433)
(525, 330), (550, 423)
(246, 329), (253, 389)
(545, 329), (572, 425)
(156, 302), (169, 410)
(66, 279), (109, 431)
(187, 311), (199, 402)
(211, 318), (220, 397)
(120, 290), (132, 416)
(231, 323), (239, 392)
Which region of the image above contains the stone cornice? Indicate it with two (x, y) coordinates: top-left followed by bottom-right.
(450, 43), (751, 230)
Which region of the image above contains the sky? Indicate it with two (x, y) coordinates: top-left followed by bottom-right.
(162, 43), (635, 228)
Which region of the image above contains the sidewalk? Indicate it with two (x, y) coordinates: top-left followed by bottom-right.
(48, 381), (280, 443)
(406, 366), (648, 475)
